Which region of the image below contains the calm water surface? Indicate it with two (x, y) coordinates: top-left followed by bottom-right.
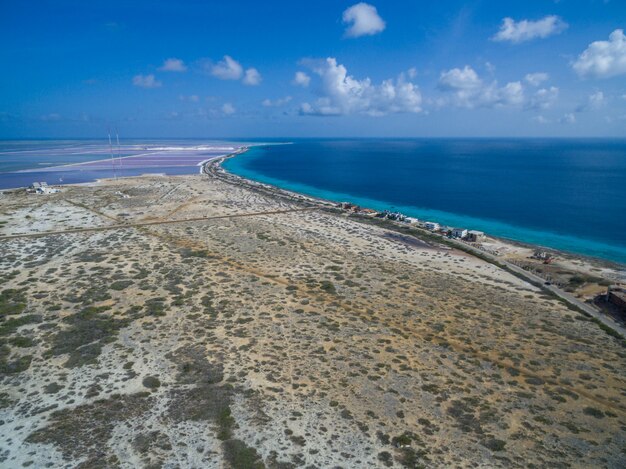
(223, 139), (626, 264)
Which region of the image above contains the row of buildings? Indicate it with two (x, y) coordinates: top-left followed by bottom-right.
(338, 203), (486, 243)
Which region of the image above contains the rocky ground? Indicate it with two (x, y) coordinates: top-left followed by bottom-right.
(0, 173), (625, 468)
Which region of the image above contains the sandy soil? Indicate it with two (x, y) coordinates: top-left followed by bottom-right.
(0, 173), (624, 468)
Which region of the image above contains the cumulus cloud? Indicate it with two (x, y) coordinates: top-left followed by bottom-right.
(437, 66), (524, 108)
(342, 3), (386, 38)
(560, 113), (576, 124)
(299, 58), (421, 116)
(262, 96), (292, 107)
(525, 72), (549, 86)
(293, 71), (311, 87)
(438, 66), (482, 91)
(159, 58), (187, 72)
(588, 90), (606, 108)
(243, 67), (262, 85)
(572, 29), (626, 78)
(132, 74), (162, 88)
(222, 103), (236, 115)
(528, 86), (559, 110)
(211, 55), (243, 80)
(492, 15), (567, 43)
(577, 91), (606, 112)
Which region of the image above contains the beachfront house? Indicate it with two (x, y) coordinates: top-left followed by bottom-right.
(424, 222), (440, 231)
(452, 228), (468, 239)
(466, 230), (485, 242)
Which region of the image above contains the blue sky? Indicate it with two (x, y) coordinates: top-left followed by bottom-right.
(1, 0), (625, 138)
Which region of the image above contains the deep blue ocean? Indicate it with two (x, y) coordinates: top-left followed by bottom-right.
(223, 139), (626, 265)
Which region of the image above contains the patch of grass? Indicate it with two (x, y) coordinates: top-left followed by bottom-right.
(392, 431), (419, 447)
(217, 407), (235, 441)
(223, 439), (265, 469)
(47, 306), (129, 368)
(26, 393), (153, 461)
(0, 314), (42, 336)
(142, 376), (161, 390)
(0, 354), (32, 374)
(9, 336), (34, 348)
(583, 407), (604, 419)
(179, 248), (214, 259)
(145, 298), (166, 317)
(44, 382), (63, 394)
(110, 280), (134, 291)
(0, 288), (27, 316)
(482, 438), (506, 452)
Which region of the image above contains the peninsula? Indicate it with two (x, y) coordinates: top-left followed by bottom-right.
(1, 159), (625, 468)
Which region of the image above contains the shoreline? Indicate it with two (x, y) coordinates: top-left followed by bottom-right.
(2, 157), (625, 467)
(212, 148), (626, 270)
(208, 150), (626, 339)
(220, 144), (626, 268)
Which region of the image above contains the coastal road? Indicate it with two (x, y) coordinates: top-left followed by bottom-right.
(207, 156), (626, 340)
(446, 237), (626, 339)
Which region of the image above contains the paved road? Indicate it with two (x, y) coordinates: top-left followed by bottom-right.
(209, 156), (626, 340)
(446, 237), (626, 339)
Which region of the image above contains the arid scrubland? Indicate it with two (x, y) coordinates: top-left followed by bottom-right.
(0, 173), (625, 468)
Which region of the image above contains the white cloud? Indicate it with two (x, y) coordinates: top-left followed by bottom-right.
(243, 67), (262, 86)
(525, 72), (549, 86)
(438, 66), (482, 91)
(211, 55), (243, 80)
(299, 58), (421, 116)
(179, 94), (199, 102)
(533, 115), (550, 124)
(576, 91), (607, 112)
(159, 58), (187, 72)
(132, 74), (162, 88)
(262, 96), (292, 107)
(342, 3), (386, 38)
(437, 66), (524, 108)
(560, 113), (576, 124)
(293, 71), (311, 87)
(588, 91), (606, 109)
(500, 81), (525, 106)
(573, 29), (626, 78)
(528, 86), (559, 110)
(492, 15), (567, 43)
(222, 103), (236, 115)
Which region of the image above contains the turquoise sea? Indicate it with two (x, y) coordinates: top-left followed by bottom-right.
(224, 139), (626, 265)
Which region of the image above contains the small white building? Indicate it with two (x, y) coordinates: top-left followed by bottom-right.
(30, 181), (59, 194)
(424, 222), (440, 231)
(452, 228), (468, 239)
